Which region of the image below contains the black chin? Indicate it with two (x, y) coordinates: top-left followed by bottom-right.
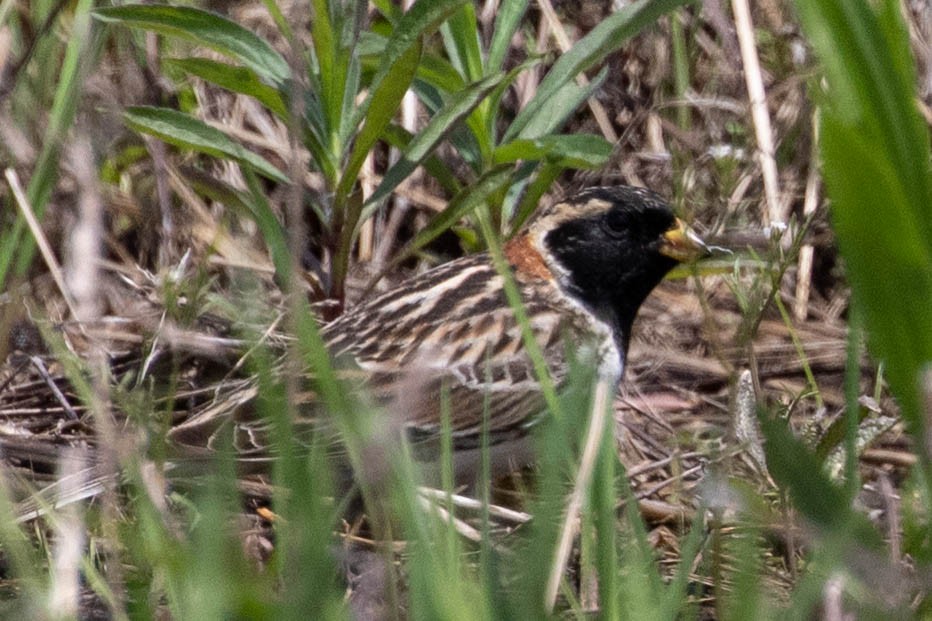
(545, 224), (678, 352)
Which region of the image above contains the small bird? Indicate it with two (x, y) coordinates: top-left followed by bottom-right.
(170, 185), (707, 486)
(324, 186), (705, 480)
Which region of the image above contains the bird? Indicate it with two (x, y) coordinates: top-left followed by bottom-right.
(168, 185), (707, 488)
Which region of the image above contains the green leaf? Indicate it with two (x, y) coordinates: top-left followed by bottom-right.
(795, 0), (932, 438)
(124, 106), (288, 184)
(510, 161), (562, 232)
(336, 51), (363, 150)
(93, 5), (290, 85)
(390, 165), (514, 267)
(493, 134), (612, 168)
(440, 3), (483, 81)
(381, 124), (463, 195)
(504, 0), (692, 141)
(334, 37), (422, 202)
(516, 68), (607, 139)
(166, 58), (289, 120)
(364, 71), (508, 211)
(416, 53), (468, 93)
(310, 0), (365, 151)
(355, 0), (468, 130)
(487, 0), (529, 72)
(310, 0), (338, 117)
(760, 414), (883, 546)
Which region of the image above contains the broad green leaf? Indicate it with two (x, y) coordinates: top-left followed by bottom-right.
(354, 0), (468, 130)
(796, 0), (929, 219)
(364, 71), (508, 211)
(440, 3), (483, 81)
(487, 0), (528, 72)
(93, 5), (290, 85)
(334, 37), (422, 202)
(166, 58), (288, 119)
(821, 118), (932, 432)
(124, 106), (288, 184)
(796, 0), (932, 437)
(504, 0), (692, 141)
(492, 134), (612, 169)
(513, 67), (607, 140)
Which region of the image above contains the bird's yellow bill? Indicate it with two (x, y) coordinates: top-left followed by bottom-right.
(659, 219), (709, 262)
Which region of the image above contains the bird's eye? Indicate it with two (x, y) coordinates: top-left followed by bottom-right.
(602, 209), (633, 237)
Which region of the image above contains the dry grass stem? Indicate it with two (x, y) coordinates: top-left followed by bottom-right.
(545, 375), (613, 612)
(5, 168), (80, 320)
(731, 0), (783, 224)
(794, 111), (821, 321)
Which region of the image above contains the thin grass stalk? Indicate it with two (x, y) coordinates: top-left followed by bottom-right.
(545, 376), (614, 612)
(731, 0), (783, 225)
(6, 0), (98, 281)
(793, 111), (822, 321)
(670, 10), (691, 131)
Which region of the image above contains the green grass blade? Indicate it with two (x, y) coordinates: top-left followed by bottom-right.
(363, 70), (507, 210)
(241, 170), (295, 286)
(416, 52), (468, 92)
(166, 58), (289, 119)
(384, 164), (513, 270)
(93, 5), (290, 85)
(180, 168), (293, 286)
(510, 161), (562, 233)
(1, 0), (98, 282)
(440, 3), (483, 81)
(761, 414), (882, 546)
(123, 106), (289, 184)
(337, 49), (363, 149)
(353, 0), (467, 130)
(492, 134), (612, 169)
(795, 0), (932, 439)
(381, 124), (463, 195)
(503, 0), (693, 141)
(334, 37), (421, 202)
(510, 68), (607, 140)
(487, 0), (528, 73)
(310, 0), (337, 141)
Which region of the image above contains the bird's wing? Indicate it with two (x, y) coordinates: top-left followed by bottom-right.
(169, 259), (604, 464)
(324, 269), (599, 454)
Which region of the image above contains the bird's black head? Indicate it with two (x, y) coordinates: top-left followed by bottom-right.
(534, 186), (705, 349)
